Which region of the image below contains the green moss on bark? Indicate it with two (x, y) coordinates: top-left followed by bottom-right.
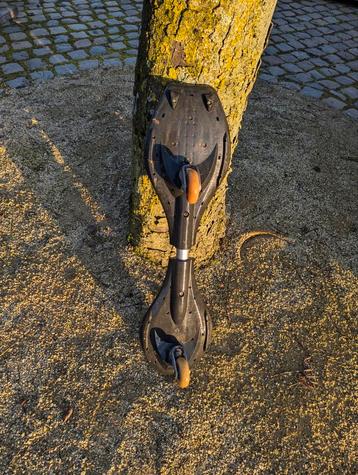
(131, 0), (277, 265)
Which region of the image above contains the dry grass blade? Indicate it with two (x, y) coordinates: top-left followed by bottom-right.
(63, 407), (73, 423)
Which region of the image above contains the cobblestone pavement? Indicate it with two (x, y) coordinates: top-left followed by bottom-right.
(262, 0), (358, 120)
(0, 0), (357, 119)
(0, 0), (142, 88)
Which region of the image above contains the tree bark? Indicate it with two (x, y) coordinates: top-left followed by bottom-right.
(131, 0), (277, 266)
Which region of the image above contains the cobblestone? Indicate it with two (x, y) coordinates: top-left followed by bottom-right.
(93, 37), (107, 45)
(322, 97), (346, 110)
(336, 75), (355, 86)
(300, 86), (324, 99)
(55, 64), (78, 76)
(79, 59), (99, 70)
(261, 0), (358, 117)
(31, 70), (54, 81)
(6, 77), (29, 88)
(90, 46), (107, 55)
(9, 32), (27, 41)
(56, 44), (73, 53)
(111, 42), (125, 50)
(342, 86), (358, 100)
(0, 0), (356, 119)
(12, 41), (32, 50)
(12, 51), (29, 61)
(68, 50), (88, 60)
(54, 35), (69, 44)
(27, 58), (45, 71)
(34, 38), (51, 47)
(319, 79), (340, 90)
(126, 31), (139, 39)
(2, 63), (24, 75)
(49, 26), (67, 35)
(345, 108), (358, 120)
(128, 40), (139, 48)
(33, 47), (52, 57)
(69, 24), (88, 31)
(74, 39), (91, 48)
(103, 58), (122, 68)
(124, 57), (136, 66)
(267, 65), (285, 76)
(49, 55), (68, 65)
(72, 31), (89, 39)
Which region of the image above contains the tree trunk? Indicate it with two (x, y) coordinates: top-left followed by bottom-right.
(131, 0), (277, 266)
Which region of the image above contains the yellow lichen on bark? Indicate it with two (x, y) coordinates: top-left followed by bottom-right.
(131, 0), (277, 265)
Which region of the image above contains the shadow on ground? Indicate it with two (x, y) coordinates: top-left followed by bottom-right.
(0, 68), (357, 473)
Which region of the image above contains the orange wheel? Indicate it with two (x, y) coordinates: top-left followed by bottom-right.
(186, 168), (201, 204)
(176, 357), (190, 389)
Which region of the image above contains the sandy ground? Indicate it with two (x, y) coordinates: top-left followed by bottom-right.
(0, 68), (357, 474)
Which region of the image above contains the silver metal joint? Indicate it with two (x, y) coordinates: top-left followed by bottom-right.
(176, 248), (189, 260)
